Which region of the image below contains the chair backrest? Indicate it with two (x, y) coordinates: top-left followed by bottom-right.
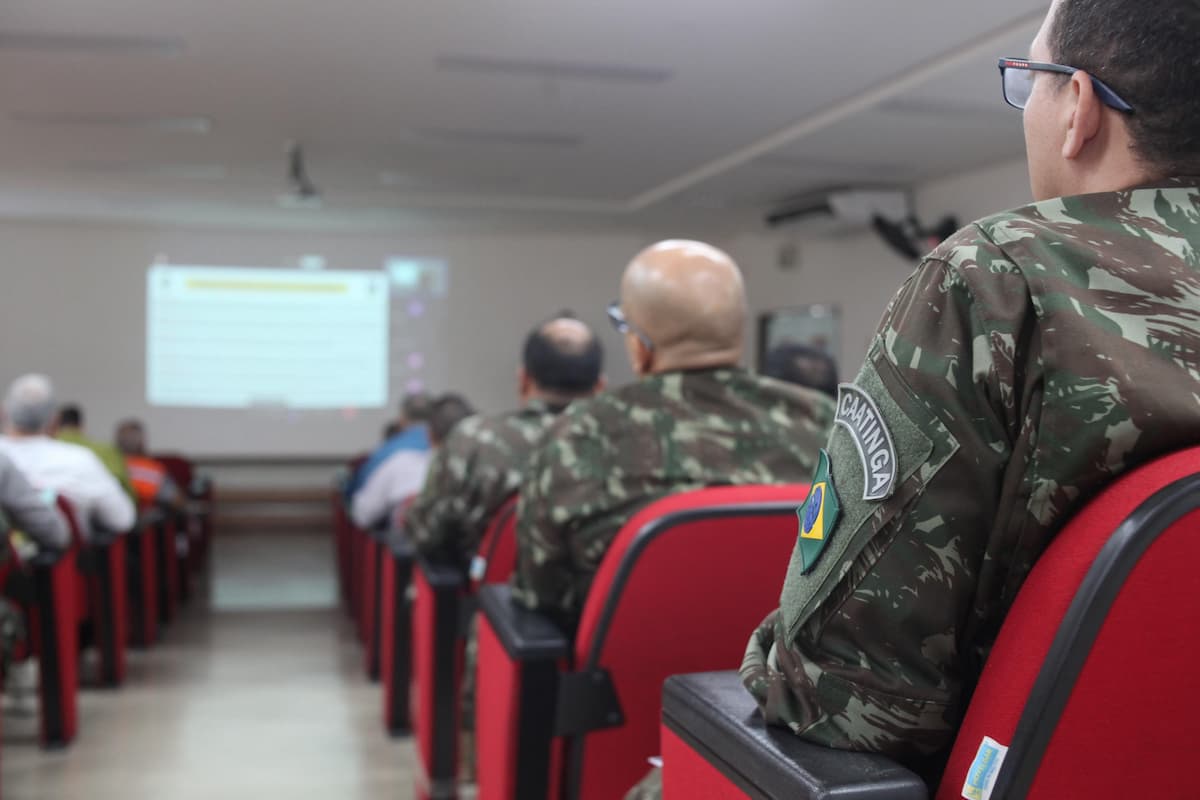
(937, 446), (1200, 800)
(471, 494), (519, 591)
(567, 484), (809, 800)
(152, 454), (194, 492)
(54, 497), (85, 549)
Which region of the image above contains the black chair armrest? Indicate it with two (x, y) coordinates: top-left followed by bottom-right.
(663, 672), (928, 800)
(89, 528), (123, 548)
(30, 550), (66, 569)
(387, 535), (415, 560)
(417, 558), (466, 592)
(479, 584), (569, 662)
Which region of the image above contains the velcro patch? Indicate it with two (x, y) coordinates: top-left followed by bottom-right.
(834, 383), (897, 501)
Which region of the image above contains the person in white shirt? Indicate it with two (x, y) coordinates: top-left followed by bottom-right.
(351, 393), (475, 531)
(0, 375), (135, 539)
(0, 451), (69, 550)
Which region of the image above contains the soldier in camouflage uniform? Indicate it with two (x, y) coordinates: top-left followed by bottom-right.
(406, 315), (606, 568)
(512, 241), (835, 635)
(739, 0), (1200, 787)
(404, 315), (604, 785)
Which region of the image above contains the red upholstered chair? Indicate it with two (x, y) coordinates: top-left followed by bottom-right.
(79, 522), (130, 688)
(155, 512), (181, 625)
(127, 510), (162, 648)
(333, 489), (354, 611)
(659, 445), (1200, 800)
(23, 498), (87, 749)
(361, 525), (385, 678)
(154, 452), (214, 576)
(410, 496), (519, 800)
(470, 495), (518, 592)
(334, 453), (369, 614)
(359, 498), (414, 681)
(475, 484), (809, 800)
(380, 535), (415, 736)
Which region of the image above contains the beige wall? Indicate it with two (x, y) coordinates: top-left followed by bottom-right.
(0, 155), (1031, 486)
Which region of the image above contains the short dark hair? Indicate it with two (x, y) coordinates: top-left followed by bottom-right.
(763, 344), (839, 398)
(428, 393), (475, 444)
(58, 404), (83, 428)
(401, 392), (433, 423)
(1051, 0), (1200, 175)
(522, 317), (603, 397)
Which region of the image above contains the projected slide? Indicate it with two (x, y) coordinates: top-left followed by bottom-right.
(147, 266), (389, 409)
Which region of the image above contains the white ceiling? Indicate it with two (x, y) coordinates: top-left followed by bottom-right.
(0, 0), (1049, 230)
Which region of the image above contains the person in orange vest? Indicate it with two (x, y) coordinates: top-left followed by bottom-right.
(114, 419), (182, 511)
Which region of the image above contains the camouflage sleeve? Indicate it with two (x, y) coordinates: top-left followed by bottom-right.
(405, 432), (474, 565)
(510, 420), (578, 633)
(743, 230), (1036, 765)
(511, 410), (616, 635)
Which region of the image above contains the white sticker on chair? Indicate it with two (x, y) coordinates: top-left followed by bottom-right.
(469, 556), (487, 582)
(962, 736), (1009, 800)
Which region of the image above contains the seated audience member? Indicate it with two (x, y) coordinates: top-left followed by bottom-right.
(345, 392), (433, 501)
(114, 419), (182, 510)
(406, 314), (605, 570)
(0, 451), (69, 550)
(55, 404), (136, 501)
(742, 0), (1200, 785)
(512, 240), (836, 634)
(417, 319), (603, 785)
(0, 375), (135, 538)
(762, 343), (839, 398)
(351, 393), (474, 530)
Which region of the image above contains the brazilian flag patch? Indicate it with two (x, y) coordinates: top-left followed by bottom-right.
(797, 450), (840, 574)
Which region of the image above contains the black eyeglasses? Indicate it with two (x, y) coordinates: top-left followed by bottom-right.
(998, 58), (1134, 113)
(606, 301), (654, 352)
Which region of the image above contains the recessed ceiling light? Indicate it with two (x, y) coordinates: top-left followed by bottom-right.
(435, 54), (672, 85)
(412, 127), (581, 148)
(11, 112), (212, 133)
(0, 31), (184, 56)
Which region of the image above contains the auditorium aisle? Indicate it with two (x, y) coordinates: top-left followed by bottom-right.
(1, 530), (415, 799)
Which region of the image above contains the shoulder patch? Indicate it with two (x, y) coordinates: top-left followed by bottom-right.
(797, 450), (839, 574)
(834, 383), (897, 501)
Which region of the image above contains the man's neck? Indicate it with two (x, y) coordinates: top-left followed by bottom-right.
(4, 429), (42, 440)
(649, 350), (741, 376)
(526, 389), (578, 410)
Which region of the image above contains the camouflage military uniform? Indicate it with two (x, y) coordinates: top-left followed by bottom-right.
(405, 398), (566, 569)
(404, 398), (569, 778)
(743, 179), (1200, 777)
(512, 367), (835, 633)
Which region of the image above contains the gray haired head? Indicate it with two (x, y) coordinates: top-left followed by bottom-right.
(4, 374), (57, 435)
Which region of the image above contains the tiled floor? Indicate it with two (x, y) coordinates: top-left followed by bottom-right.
(1, 531), (415, 800)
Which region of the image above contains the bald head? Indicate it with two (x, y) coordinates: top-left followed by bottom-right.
(521, 315), (604, 402)
(620, 240), (746, 374)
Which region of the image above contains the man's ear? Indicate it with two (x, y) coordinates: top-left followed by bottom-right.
(633, 337), (655, 376)
(592, 374), (608, 394)
(517, 367), (532, 400)
(1063, 71), (1103, 160)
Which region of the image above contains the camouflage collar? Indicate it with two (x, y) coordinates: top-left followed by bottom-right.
(523, 397), (572, 416)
